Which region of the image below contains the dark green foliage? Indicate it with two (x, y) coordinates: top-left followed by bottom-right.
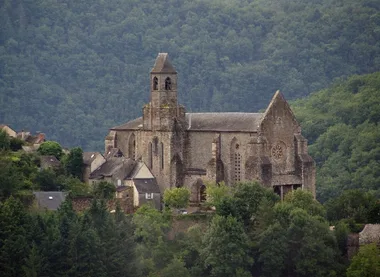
(259, 206), (341, 277)
(63, 147), (84, 179)
(324, 190), (377, 223)
(37, 141), (63, 160)
(334, 221), (349, 256)
(292, 72), (380, 203)
(0, 130), (10, 150)
(0, 158), (22, 200)
(9, 137), (24, 151)
(0, 197), (30, 277)
(2, 0), (380, 150)
(346, 243), (380, 277)
(216, 181), (279, 229)
(34, 168), (59, 191)
(92, 181), (116, 200)
(58, 175), (90, 197)
(201, 215), (253, 277)
(163, 187), (190, 210)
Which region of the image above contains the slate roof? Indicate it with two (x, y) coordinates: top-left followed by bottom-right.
(111, 117), (143, 131)
(133, 179), (161, 194)
(40, 155), (61, 169)
(83, 152), (103, 165)
(104, 148), (123, 159)
(272, 175), (302, 186)
(33, 191), (68, 210)
(151, 53), (177, 74)
(298, 154), (314, 163)
(111, 112), (263, 132)
(89, 157), (136, 180)
(21, 133), (46, 144)
(186, 112), (263, 132)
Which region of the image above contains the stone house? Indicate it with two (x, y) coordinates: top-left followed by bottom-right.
(123, 161), (161, 209)
(83, 152), (106, 183)
(0, 124), (17, 137)
(89, 156), (160, 209)
(105, 53), (316, 201)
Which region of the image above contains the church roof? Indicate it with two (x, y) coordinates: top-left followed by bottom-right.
(151, 53), (176, 74)
(111, 113), (264, 132)
(186, 112), (263, 132)
(111, 117), (143, 130)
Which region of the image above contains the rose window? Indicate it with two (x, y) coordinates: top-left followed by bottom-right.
(272, 144), (284, 160)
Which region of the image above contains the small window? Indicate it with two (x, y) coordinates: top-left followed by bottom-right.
(165, 77), (172, 90)
(145, 193), (154, 199)
(153, 76), (158, 90)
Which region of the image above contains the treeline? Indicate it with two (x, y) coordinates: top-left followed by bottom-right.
(1, 0), (380, 149)
(292, 71), (380, 203)
(0, 135), (90, 200)
(1, 182), (379, 277)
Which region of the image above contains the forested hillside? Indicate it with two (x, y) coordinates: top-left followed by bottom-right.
(292, 72), (380, 202)
(1, 0), (380, 150)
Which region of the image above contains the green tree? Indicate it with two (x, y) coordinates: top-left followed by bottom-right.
(160, 258), (190, 277)
(58, 175), (89, 196)
(205, 181), (231, 207)
(64, 147), (84, 179)
(34, 168), (59, 191)
(0, 197), (30, 277)
(347, 243), (380, 277)
(201, 215), (253, 277)
(259, 204), (342, 277)
(9, 137), (24, 151)
(325, 190), (377, 223)
(22, 242), (46, 277)
(0, 158), (22, 199)
(284, 189), (326, 217)
(92, 181), (116, 200)
(216, 182), (279, 230)
(0, 130), (10, 150)
(37, 141), (63, 160)
(163, 187), (190, 210)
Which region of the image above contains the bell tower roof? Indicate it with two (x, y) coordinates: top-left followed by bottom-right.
(151, 53), (177, 74)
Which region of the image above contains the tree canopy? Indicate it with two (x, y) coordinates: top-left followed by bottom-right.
(292, 72), (380, 203)
(1, 0), (380, 150)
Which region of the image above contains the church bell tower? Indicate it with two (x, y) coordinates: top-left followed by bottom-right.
(143, 53), (185, 130)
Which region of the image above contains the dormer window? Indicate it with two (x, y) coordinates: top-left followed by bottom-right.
(153, 77), (158, 90)
(165, 77), (172, 90)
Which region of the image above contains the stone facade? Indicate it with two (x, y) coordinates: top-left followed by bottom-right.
(106, 53), (316, 201)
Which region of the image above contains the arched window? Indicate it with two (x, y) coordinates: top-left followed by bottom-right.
(200, 185), (207, 202)
(128, 133), (136, 160)
(153, 76), (158, 90)
(230, 138), (242, 183)
(148, 142), (152, 169)
(234, 152), (241, 182)
(165, 77), (172, 90)
(160, 142), (164, 170)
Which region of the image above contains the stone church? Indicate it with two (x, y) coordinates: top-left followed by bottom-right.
(105, 53), (315, 201)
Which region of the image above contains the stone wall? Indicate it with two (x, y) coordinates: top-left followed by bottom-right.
(71, 196), (134, 214)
